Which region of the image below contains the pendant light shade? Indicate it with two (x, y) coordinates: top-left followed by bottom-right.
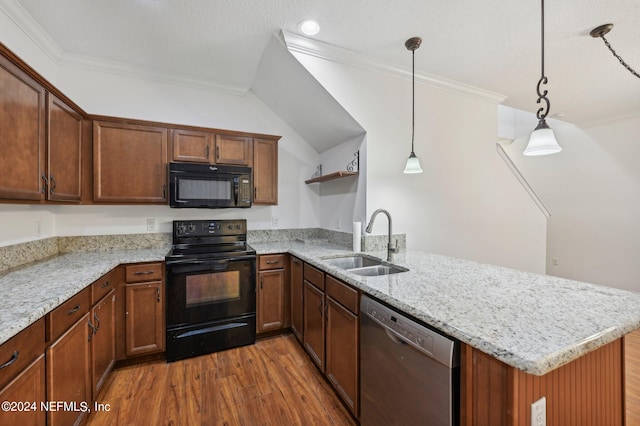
(403, 36), (424, 174)
(403, 151), (423, 173)
(524, 0), (561, 157)
(524, 119), (562, 156)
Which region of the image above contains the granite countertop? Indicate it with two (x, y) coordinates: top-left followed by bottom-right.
(252, 241), (640, 375)
(2, 240), (640, 377)
(0, 248), (168, 347)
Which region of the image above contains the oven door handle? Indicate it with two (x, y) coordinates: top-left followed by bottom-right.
(166, 255), (255, 267)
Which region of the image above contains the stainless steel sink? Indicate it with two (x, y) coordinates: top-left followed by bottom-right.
(348, 264), (409, 276)
(321, 254), (408, 276)
(322, 254), (383, 270)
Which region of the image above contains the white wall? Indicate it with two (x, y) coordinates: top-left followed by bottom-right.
(501, 109), (640, 291)
(292, 51), (547, 273)
(0, 9), (322, 245)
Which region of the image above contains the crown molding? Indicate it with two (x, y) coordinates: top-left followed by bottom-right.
(281, 30), (507, 105)
(58, 52), (247, 96)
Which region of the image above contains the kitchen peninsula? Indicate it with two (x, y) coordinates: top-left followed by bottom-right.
(2, 236), (639, 425)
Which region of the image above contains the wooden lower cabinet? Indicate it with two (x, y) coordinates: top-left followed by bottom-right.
(257, 269), (286, 333)
(91, 290), (116, 397)
(326, 297), (359, 416)
(290, 256), (304, 342)
(46, 312), (91, 426)
(0, 355), (46, 426)
(303, 280), (326, 371)
(461, 338), (624, 426)
(125, 281), (165, 357)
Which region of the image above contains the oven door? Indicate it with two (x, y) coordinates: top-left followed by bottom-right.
(166, 256), (256, 328)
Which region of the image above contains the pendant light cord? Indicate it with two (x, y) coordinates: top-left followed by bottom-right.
(411, 48), (416, 153)
(535, 0), (550, 120)
(599, 34), (640, 79)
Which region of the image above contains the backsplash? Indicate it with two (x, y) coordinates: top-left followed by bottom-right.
(0, 229), (406, 273)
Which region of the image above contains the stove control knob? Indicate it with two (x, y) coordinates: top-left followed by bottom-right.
(187, 223), (196, 233)
(177, 223), (187, 234)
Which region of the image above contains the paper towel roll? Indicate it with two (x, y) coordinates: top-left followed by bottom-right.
(352, 221), (362, 252)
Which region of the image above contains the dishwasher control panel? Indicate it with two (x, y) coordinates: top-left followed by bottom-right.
(361, 295), (458, 368)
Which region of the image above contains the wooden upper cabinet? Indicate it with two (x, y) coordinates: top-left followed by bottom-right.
(215, 134), (252, 166)
(253, 138), (278, 205)
(171, 129), (213, 163)
(46, 93), (82, 202)
(0, 55), (46, 201)
(93, 121), (168, 203)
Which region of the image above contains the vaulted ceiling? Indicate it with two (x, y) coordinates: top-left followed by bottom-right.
(4, 0), (640, 126)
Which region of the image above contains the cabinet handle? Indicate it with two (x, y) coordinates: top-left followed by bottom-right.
(265, 260), (279, 265)
(205, 145), (210, 159)
(67, 304), (81, 316)
(49, 175), (57, 194)
(88, 319), (96, 341)
(101, 280), (111, 289)
(157, 287), (161, 303)
(318, 300), (323, 314)
(162, 184), (167, 199)
(41, 174), (48, 194)
(216, 145), (220, 160)
(134, 271), (154, 275)
(0, 351), (19, 369)
(260, 276), (263, 289)
(254, 187), (257, 200)
(292, 258), (301, 264)
(93, 312), (101, 332)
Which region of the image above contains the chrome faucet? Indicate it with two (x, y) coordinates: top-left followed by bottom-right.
(365, 208), (399, 261)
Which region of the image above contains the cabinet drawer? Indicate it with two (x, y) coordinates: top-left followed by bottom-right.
(326, 275), (359, 315)
(47, 286), (91, 343)
(91, 268), (116, 305)
(304, 263), (325, 291)
(0, 318), (45, 390)
(259, 254), (285, 270)
(125, 263), (163, 283)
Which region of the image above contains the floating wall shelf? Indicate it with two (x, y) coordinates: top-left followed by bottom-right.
(305, 171), (359, 184)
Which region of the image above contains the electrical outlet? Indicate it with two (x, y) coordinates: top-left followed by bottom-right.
(552, 257), (559, 266)
(531, 397), (546, 426)
(146, 218), (156, 231)
(35, 221), (42, 237)
(271, 216), (279, 227)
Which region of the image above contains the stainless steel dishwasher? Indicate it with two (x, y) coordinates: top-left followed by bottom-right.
(360, 295), (459, 426)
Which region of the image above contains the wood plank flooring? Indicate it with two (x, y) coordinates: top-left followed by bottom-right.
(87, 333), (355, 426)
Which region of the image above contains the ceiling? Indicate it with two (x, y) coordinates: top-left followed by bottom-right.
(5, 0), (640, 126)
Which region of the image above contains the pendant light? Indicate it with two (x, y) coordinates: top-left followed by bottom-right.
(403, 37), (424, 173)
(524, 0), (562, 156)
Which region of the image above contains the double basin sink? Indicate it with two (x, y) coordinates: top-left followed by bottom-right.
(321, 254), (408, 276)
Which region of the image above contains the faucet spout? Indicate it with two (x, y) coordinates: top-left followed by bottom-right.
(365, 208), (399, 261)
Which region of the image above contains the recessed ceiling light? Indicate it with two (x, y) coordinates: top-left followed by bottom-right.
(298, 19), (320, 36)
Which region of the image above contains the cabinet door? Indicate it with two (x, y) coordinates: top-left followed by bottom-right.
(93, 121), (168, 203)
(47, 93), (82, 202)
(257, 269), (285, 333)
(303, 281), (325, 372)
(171, 129), (213, 163)
(91, 290), (116, 397)
(253, 138), (278, 205)
(125, 281), (165, 357)
(0, 56), (45, 201)
(290, 257), (304, 342)
(326, 297), (359, 417)
(46, 313), (91, 426)
(215, 134), (252, 166)
(0, 355), (45, 426)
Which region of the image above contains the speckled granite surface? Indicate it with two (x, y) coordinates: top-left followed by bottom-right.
(3, 236), (639, 376)
(0, 238), (59, 272)
(251, 241), (640, 376)
(0, 248), (168, 347)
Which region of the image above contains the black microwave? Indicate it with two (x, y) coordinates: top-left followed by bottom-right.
(169, 162), (252, 208)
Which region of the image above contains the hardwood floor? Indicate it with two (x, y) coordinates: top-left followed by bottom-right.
(626, 328), (640, 425)
(87, 333), (355, 426)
